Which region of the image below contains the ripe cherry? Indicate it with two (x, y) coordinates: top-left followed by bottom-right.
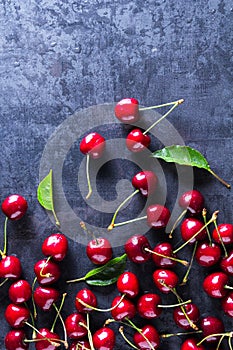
(203, 272), (229, 298)
(42, 233), (68, 261)
(124, 235), (151, 264)
(33, 286), (59, 311)
(220, 250), (233, 275)
(221, 292), (233, 317)
(5, 330), (28, 350)
(212, 223), (233, 245)
(111, 296), (136, 321)
(132, 170), (158, 197)
(34, 259), (61, 285)
(65, 313), (87, 339)
(153, 269), (179, 293)
(146, 204), (171, 229)
(137, 293), (162, 319)
(93, 327), (116, 350)
(180, 339), (205, 350)
(70, 340), (91, 349)
(117, 271), (139, 298)
(114, 98), (140, 123)
(200, 316), (224, 344)
(195, 242), (221, 267)
(35, 328), (60, 350)
(151, 242), (178, 268)
(126, 129), (151, 152)
(179, 190), (204, 215)
(5, 303), (30, 328)
(9, 279), (32, 304)
(181, 218), (207, 244)
(173, 303), (200, 330)
(1, 194), (28, 220)
(133, 325), (160, 349)
(0, 255), (22, 279)
(75, 288), (97, 313)
(86, 237), (112, 265)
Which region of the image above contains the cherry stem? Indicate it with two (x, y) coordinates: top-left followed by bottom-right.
(229, 335), (233, 350)
(2, 216), (8, 256)
(24, 302), (36, 339)
(80, 221), (99, 245)
(197, 331), (233, 346)
(76, 293), (126, 313)
(112, 214), (147, 229)
(161, 330), (202, 338)
(202, 208), (212, 245)
(217, 335), (225, 350)
(144, 247), (189, 266)
(158, 299), (191, 308)
(225, 285), (233, 290)
(143, 99), (184, 135)
(79, 316), (95, 350)
(52, 295), (68, 349)
(51, 293), (66, 331)
(85, 154), (92, 200)
(108, 189), (140, 231)
(213, 219), (228, 258)
(173, 211), (219, 254)
(139, 98), (184, 111)
(25, 322), (63, 347)
(169, 209), (187, 239)
(180, 242), (198, 286)
(208, 169), (231, 189)
(40, 256), (52, 277)
(126, 318), (156, 350)
(0, 277), (9, 287)
(119, 326), (139, 350)
(66, 276), (86, 284)
(31, 277), (38, 320)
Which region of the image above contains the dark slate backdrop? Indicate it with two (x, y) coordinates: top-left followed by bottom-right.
(0, 1), (232, 349)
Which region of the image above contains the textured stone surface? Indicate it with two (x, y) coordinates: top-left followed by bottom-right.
(0, 0), (232, 349)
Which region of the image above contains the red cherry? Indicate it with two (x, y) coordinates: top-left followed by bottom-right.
(5, 330), (28, 350)
(180, 338), (205, 350)
(86, 238), (112, 265)
(9, 279), (32, 304)
(124, 235), (151, 263)
(137, 293), (162, 319)
(195, 242), (221, 267)
(80, 132), (105, 159)
(42, 233), (68, 261)
(0, 255), (22, 279)
(152, 242), (177, 268)
(179, 190), (204, 215)
(181, 218), (207, 244)
(200, 316), (224, 343)
(65, 313), (88, 339)
(5, 303), (30, 328)
(133, 325), (160, 349)
(212, 223), (233, 245)
(35, 328), (60, 350)
(111, 296), (136, 321)
(34, 259), (61, 285)
(75, 288), (97, 313)
(114, 98), (140, 123)
(132, 170), (158, 197)
(221, 291), (233, 317)
(173, 303), (200, 330)
(146, 204), (171, 229)
(203, 272), (229, 298)
(126, 129), (151, 152)
(70, 340), (91, 349)
(153, 269), (179, 293)
(117, 271), (140, 298)
(220, 250), (233, 275)
(93, 327), (116, 350)
(33, 286), (59, 311)
(1, 194), (28, 220)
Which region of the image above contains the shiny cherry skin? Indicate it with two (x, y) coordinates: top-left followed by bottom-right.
(146, 204), (171, 229)
(33, 286), (59, 311)
(5, 330), (28, 350)
(80, 132), (105, 159)
(5, 304), (30, 328)
(179, 190), (204, 215)
(9, 279), (32, 304)
(0, 255), (22, 279)
(221, 292), (233, 317)
(114, 98), (140, 123)
(70, 340), (91, 350)
(137, 293), (162, 319)
(42, 233), (68, 261)
(132, 170), (158, 197)
(111, 296), (136, 321)
(153, 269), (179, 293)
(200, 316), (224, 344)
(180, 338), (205, 350)
(203, 272), (229, 298)
(93, 327), (116, 350)
(35, 328), (60, 350)
(195, 242), (221, 267)
(1, 194), (28, 220)
(65, 313), (87, 339)
(220, 250), (233, 275)
(152, 242), (177, 268)
(181, 218), (207, 243)
(86, 237), (112, 265)
(117, 271), (139, 298)
(75, 288), (97, 313)
(133, 325), (160, 349)
(124, 235), (151, 263)
(126, 129), (151, 152)
(212, 223), (233, 245)
(34, 259), (61, 285)
(173, 303), (200, 330)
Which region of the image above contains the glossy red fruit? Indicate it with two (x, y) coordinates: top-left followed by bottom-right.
(137, 293), (162, 319)
(180, 338), (205, 350)
(75, 288), (97, 313)
(9, 280), (32, 304)
(1, 194), (28, 220)
(65, 313), (87, 339)
(173, 303), (200, 330)
(5, 330), (28, 350)
(203, 272), (229, 298)
(70, 340), (91, 350)
(35, 328), (60, 350)
(181, 218), (207, 243)
(195, 242), (221, 267)
(114, 98), (140, 123)
(179, 190), (204, 215)
(86, 237), (112, 265)
(80, 132), (105, 159)
(221, 292), (233, 317)
(117, 271), (139, 298)
(42, 233), (68, 261)
(133, 325), (160, 349)
(212, 223), (233, 245)
(153, 269), (179, 293)
(152, 242), (177, 268)
(146, 204), (171, 229)
(126, 129), (151, 152)
(220, 250), (233, 275)
(34, 259), (61, 285)
(0, 255), (22, 279)
(93, 327), (116, 350)
(5, 304), (30, 328)
(111, 296), (136, 321)
(132, 170), (158, 197)
(33, 286), (59, 311)
(124, 235), (151, 263)
(200, 316), (224, 343)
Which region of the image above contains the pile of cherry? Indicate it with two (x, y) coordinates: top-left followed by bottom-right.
(0, 98), (233, 350)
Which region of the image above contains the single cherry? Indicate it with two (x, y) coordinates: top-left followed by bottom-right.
(200, 316), (224, 344)
(5, 330), (28, 350)
(132, 170), (158, 197)
(153, 269), (179, 293)
(114, 98), (140, 123)
(0, 255), (22, 279)
(42, 233), (68, 261)
(180, 338), (205, 350)
(203, 272), (230, 298)
(126, 129), (151, 152)
(111, 296), (136, 321)
(146, 204), (171, 229)
(75, 288), (97, 313)
(34, 259), (61, 285)
(117, 271), (139, 298)
(137, 293), (162, 319)
(1, 194), (28, 220)
(220, 250), (233, 275)
(124, 235), (151, 263)
(35, 328), (60, 350)
(179, 190), (204, 215)
(33, 286), (60, 311)
(70, 340), (91, 349)
(5, 303), (30, 328)
(181, 218), (207, 244)
(93, 327), (116, 350)
(9, 279), (32, 304)
(151, 242), (178, 268)
(221, 291), (233, 317)
(86, 237), (112, 265)
(173, 303), (200, 330)
(133, 325), (160, 349)
(212, 223), (233, 245)
(195, 242), (221, 267)
(65, 313), (88, 339)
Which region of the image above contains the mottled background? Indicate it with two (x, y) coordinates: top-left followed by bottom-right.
(0, 0), (232, 349)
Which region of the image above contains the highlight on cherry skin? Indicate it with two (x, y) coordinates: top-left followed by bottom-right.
(1, 194), (28, 221)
